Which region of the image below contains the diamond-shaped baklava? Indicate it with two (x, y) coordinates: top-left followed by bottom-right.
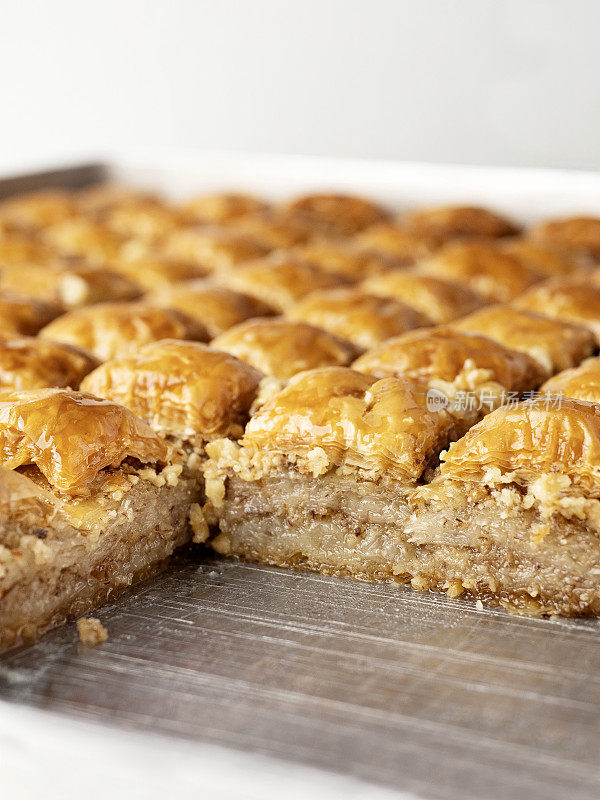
(203, 367), (457, 568)
(0, 337), (98, 391)
(285, 193), (389, 237)
(453, 305), (596, 375)
(401, 204), (519, 240)
(408, 398), (600, 615)
(420, 241), (543, 301)
(513, 279), (600, 343)
(362, 270), (486, 323)
(221, 253), (349, 312)
(288, 287), (428, 350)
(211, 318), (359, 379)
(39, 301), (208, 360)
(0, 290), (59, 336)
(147, 280), (277, 338)
(0, 388), (200, 648)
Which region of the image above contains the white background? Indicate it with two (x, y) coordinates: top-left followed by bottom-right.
(1, 0), (599, 171)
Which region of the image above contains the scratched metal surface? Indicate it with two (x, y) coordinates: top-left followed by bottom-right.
(1, 552), (600, 800)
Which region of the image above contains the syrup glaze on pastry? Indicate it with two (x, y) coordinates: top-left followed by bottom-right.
(102, 201), (188, 242)
(0, 337), (99, 391)
(437, 397), (600, 495)
(222, 253), (349, 312)
(420, 241), (542, 302)
(224, 209), (314, 250)
(401, 204), (519, 240)
(288, 287), (427, 350)
(0, 388), (170, 494)
(530, 215), (600, 259)
(0, 261), (143, 309)
(238, 367), (453, 482)
(147, 280), (276, 338)
(290, 240), (400, 280)
(161, 225), (270, 272)
(81, 339), (262, 444)
(42, 218), (125, 263)
(352, 327), (546, 391)
(105, 256), (209, 292)
(513, 279), (600, 342)
(454, 305), (596, 375)
(39, 301), (208, 361)
(541, 357), (600, 403)
(285, 193), (389, 237)
(180, 193), (270, 225)
(0, 190), (79, 231)
(211, 318), (359, 379)
(354, 223), (444, 262)
(501, 238), (586, 277)
(0, 290), (59, 336)
(362, 270), (485, 323)
(0, 233), (55, 265)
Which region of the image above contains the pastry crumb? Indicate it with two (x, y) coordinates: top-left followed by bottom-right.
(77, 617), (108, 646)
(189, 502), (209, 543)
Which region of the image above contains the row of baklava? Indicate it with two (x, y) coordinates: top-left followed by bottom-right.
(3, 186), (600, 649)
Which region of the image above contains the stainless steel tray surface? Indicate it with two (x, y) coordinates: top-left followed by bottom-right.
(2, 552), (600, 800)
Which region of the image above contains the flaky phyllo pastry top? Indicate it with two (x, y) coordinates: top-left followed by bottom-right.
(437, 397), (600, 496)
(214, 366), (455, 483)
(352, 327), (545, 391)
(81, 339), (263, 444)
(0, 336), (99, 391)
(0, 388), (170, 495)
(211, 318), (358, 379)
(39, 301), (208, 361)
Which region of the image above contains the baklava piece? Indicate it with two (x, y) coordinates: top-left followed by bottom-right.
(502, 239), (587, 277)
(203, 367), (456, 574)
(454, 305), (596, 375)
(81, 339), (262, 462)
(147, 280), (276, 338)
(352, 327), (545, 434)
(161, 225), (270, 272)
(105, 255), (209, 292)
(0, 337), (98, 391)
(42, 218), (125, 263)
(0, 233), (55, 265)
(541, 357), (600, 402)
(0, 190), (79, 231)
(180, 193), (269, 225)
(408, 398), (600, 615)
(284, 193), (389, 237)
(362, 270), (486, 323)
(0, 290), (59, 336)
(290, 240), (400, 281)
(211, 318), (359, 379)
(0, 389), (200, 648)
(354, 223), (444, 262)
(401, 204), (519, 240)
(288, 288), (427, 350)
(222, 253), (349, 312)
(353, 327), (546, 393)
(225, 209), (314, 250)
(76, 185), (163, 216)
(513, 279), (600, 343)
(420, 241), (542, 301)
(102, 200), (188, 243)
(530, 215), (600, 259)
(0, 261), (143, 310)
(39, 301), (208, 361)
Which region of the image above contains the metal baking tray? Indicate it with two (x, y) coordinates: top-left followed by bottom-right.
(1, 153), (600, 800)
